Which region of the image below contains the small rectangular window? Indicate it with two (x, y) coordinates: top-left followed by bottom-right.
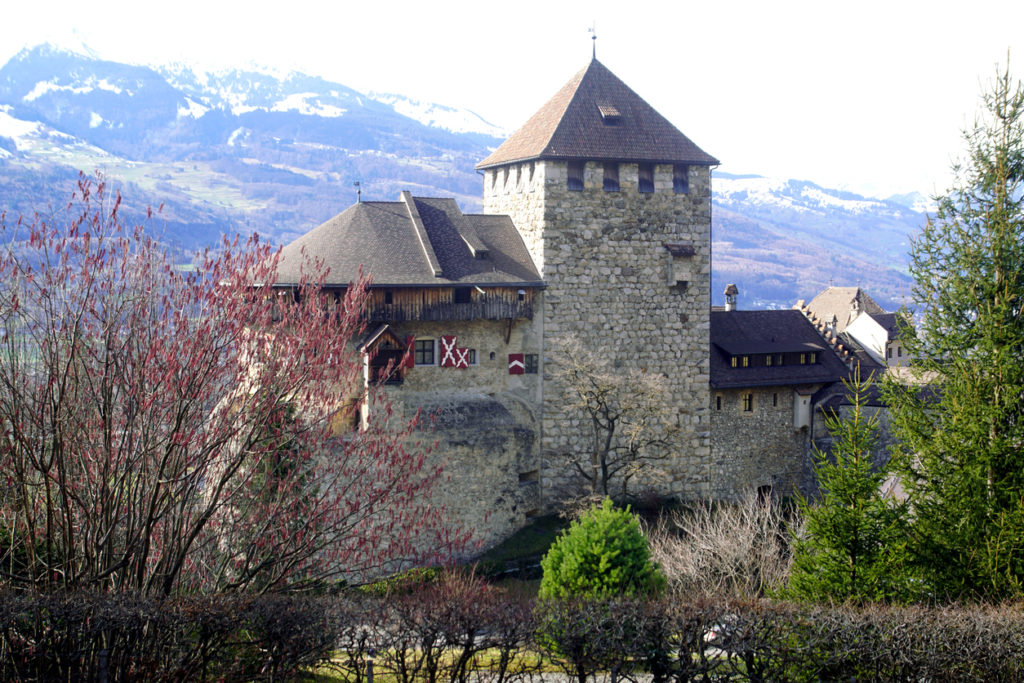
(766, 355), (773, 367)
(603, 162), (619, 192)
(715, 395), (722, 410)
(453, 287), (472, 304)
(800, 353), (807, 365)
(809, 352), (817, 364)
(384, 290), (394, 305)
(730, 356), (738, 368)
(568, 161), (584, 191)
(743, 393), (754, 412)
(897, 346), (903, 357)
(742, 356), (750, 368)
(467, 349), (477, 365)
(524, 353), (539, 374)
(777, 354), (784, 366)
(773, 393), (779, 407)
(673, 164), (690, 194)
(414, 339), (435, 366)
(638, 163), (654, 193)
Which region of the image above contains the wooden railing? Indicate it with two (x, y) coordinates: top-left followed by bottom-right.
(366, 300), (533, 322)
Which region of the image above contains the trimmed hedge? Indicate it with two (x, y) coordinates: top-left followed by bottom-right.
(4, 581), (1024, 682)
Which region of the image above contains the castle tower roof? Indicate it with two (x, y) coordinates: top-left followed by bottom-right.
(476, 59), (718, 170)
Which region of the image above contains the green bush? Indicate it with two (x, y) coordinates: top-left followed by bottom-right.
(539, 498), (665, 599)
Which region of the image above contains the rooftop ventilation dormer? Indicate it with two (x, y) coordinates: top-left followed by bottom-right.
(598, 103), (621, 126)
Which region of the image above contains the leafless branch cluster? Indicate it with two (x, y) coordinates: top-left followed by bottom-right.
(647, 491), (795, 599)
(0, 175), (459, 595)
(548, 335), (678, 500)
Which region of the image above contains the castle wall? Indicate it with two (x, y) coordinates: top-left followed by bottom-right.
(483, 160), (712, 501)
(378, 317), (544, 548)
(709, 387), (816, 500)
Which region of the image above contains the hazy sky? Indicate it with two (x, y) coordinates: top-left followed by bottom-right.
(3, 0), (1023, 198)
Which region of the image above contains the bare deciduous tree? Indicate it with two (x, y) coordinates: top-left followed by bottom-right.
(0, 175), (460, 595)
(548, 336), (677, 501)
(648, 491), (794, 599)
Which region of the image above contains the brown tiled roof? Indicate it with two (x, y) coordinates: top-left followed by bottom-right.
(710, 310), (852, 389)
(802, 287), (887, 333)
(476, 59), (718, 169)
(273, 194), (543, 288)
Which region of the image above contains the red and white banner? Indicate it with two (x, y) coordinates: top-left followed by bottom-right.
(508, 353), (525, 374)
(440, 335), (458, 367)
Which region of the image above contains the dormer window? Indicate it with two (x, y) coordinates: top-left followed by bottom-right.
(598, 104), (621, 126)
(603, 163), (620, 192)
(638, 163), (654, 193)
(568, 160), (584, 191)
(674, 164), (690, 194)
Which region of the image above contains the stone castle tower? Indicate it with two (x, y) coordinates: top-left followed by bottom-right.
(476, 59), (718, 499)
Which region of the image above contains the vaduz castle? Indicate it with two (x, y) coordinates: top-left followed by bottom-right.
(273, 59), (899, 548)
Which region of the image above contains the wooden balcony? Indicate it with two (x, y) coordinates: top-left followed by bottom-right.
(365, 286), (535, 322)
(366, 300), (533, 322)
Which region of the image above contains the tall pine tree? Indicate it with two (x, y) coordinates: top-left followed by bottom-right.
(883, 64), (1024, 601)
(784, 371), (918, 604)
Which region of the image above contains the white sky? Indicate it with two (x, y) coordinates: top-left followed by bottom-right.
(3, 0), (1023, 198)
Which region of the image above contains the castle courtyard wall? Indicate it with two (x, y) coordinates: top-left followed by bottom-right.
(709, 387), (816, 500)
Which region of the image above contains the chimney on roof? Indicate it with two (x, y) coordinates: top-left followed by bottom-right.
(724, 283), (739, 312)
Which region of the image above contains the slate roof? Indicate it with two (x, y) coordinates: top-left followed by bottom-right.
(869, 312), (904, 338)
(273, 193), (543, 288)
(476, 59), (718, 169)
(802, 287), (886, 333)
(710, 310), (852, 389)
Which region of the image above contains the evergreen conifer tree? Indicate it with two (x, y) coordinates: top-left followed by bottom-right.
(539, 499), (665, 599)
(784, 371), (918, 603)
(883, 65), (1024, 600)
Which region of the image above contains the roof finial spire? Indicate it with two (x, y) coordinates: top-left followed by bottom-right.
(354, 181), (361, 203)
(588, 23), (596, 59)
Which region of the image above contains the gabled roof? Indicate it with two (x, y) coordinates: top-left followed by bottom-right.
(710, 310), (852, 389)
(476, 59), (718, 170)
(273, 193), (543, 288)
(868, 312), (906, 338)
(802, 287), (887, 333)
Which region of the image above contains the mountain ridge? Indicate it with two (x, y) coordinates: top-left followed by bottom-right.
(0, 44), (918, 310)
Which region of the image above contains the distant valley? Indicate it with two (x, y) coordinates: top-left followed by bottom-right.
(0, 44), (924, 309)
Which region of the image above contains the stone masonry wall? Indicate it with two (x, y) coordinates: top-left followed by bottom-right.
(483, 160), (712, 502)
(378, 317), (543, 549)
(709, 387), (815, 500)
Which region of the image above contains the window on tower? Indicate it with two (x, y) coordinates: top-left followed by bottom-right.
(638, 163), (654, 193)
(674, 164), (690, 194)
(568, 161), (584, 191)
(604, 162), (619, 192)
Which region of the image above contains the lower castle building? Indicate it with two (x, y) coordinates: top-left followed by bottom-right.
(273, 59), (894, 549)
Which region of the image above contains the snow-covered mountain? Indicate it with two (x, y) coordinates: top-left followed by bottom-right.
(0, 44), (921, 309)
(366, 92), (505, 137)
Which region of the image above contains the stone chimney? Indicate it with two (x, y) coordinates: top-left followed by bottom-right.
(724, 283), (739, 311)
